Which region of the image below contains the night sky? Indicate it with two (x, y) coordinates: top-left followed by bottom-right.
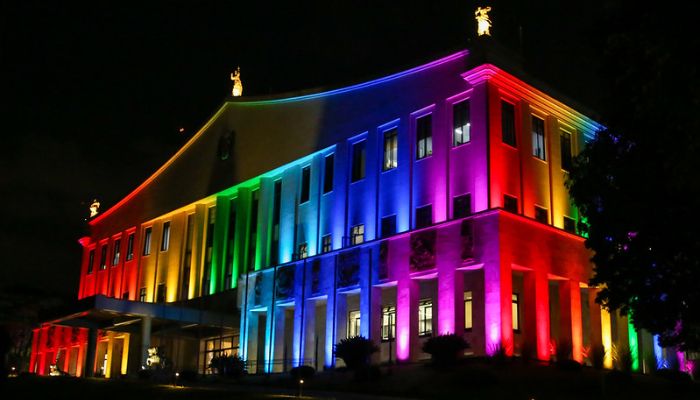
(1, 1), (604, 298)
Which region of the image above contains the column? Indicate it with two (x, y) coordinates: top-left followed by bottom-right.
(483, 259), (512, 355)
(272, 307), (287, 372)
(533, 269), (551, 361)
(302, 299), (316, 366)
(85, 327), (98, 377)
(559, 280), (583, 362)
(396, 277), (418, 361)
(105, 331), (115, 378)
(29, 329), (39, 374)
(121, 333), (130, 375)
(140, 316), (152, 369)
(601, 308), (613, 368)
(437, 263), (464, 336)
(76, 342), (85, 377)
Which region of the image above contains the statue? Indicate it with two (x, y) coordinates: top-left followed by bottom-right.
(230, 66), (243, 97)
(89, 199), (100, 218)
(475, 6), (492, 36)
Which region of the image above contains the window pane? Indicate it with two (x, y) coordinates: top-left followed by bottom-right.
(535, 206), (548, 224)
(143, 227), (152, 256)
(501, 101), (516, 146)
(453, 194), (471, 219)
(415, 205), (432, 229)
(512, 293), (520, 331)
(464, 291), (473, 330)
(161, 221), (170, 251)
(503, 195), (518, 214)
(351, 141), (366, 182)
(532, 116), (546, 160)
(300, 166), (311, 203)
(416, 115), (433, 159)
(453, 100), (470, 146)
(561, 131), (573, 171)
(383, 128), (398, 171)
(323, 154), (334, 193)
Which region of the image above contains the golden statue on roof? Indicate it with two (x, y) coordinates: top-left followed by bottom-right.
(475, 6), (492, 36)
(231, 66), (243, 97)
(89, 199), (100, 218)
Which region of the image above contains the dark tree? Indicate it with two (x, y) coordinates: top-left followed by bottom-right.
(567, 2), (700, 351)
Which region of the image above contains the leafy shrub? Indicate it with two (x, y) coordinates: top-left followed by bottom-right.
(178, 369), (198, 383)
(556, 359), (583, 371)
(422, 334), (469, 366)
(334, 336), (378, 371)
(209, 354), (246, 378)
(612, 345), (632, 373)
(654, 368), (692, 383)
(290, 365), (315, 381)
(590, 344), (606, 370)
(487, 343), (511, 365)
(519, 342), (535, 364)
(555, 339), (573, 362)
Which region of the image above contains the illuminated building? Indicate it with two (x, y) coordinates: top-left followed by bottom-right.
(29, 42), (668, 377)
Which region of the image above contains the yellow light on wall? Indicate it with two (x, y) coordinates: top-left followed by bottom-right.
(475, 6), (492, 36)
(231, 66), (243, 97)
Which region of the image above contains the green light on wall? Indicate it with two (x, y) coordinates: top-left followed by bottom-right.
(628, 320), (639, 371)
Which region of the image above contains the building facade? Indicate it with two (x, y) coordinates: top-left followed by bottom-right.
(30, 45), (670, 377)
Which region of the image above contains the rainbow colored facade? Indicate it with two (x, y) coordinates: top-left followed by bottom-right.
(30, 45), (672, 377)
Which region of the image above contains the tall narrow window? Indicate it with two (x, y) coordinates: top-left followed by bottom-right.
(203, 207), (216, 294)
(503, 195), (518, 214)
(100, 246), (108, 270)
(501, 101), (516, 147)
(453, 194), (472, 219)
(112, 239), (121, 266)
(322, 234), (332, 253)
(418, 299), (433, 336)
(87, 249), (95, 274)
(181, 213), (194, 300)
(248, 190), (259, 270)
(300, 166), (311, 203)
(351, 141), (366, 182)
(348, 310), (361, 338)
(350, 224), (364, 246)
(560, 130), (573, 171)
(323, 154), (334, 193)
(156, 283), (166, 303)
(381, 306), (396, 341)
(298, 243), (308, 260)
(464, 291), (473, 330)
(126, 233), (134, 261)
(383, 128), (398, 170)
(563, 216), (576, 233)
(512, 293), (520, 332)
(161, 221), (170, 251)
(225, 201), (236, 288)
(453, 100), (471, 146)
(415, 204), (433, 229)
(416, 114), (433, 159)
(381, 215), (397, 238)
(535, 206), (548, 224)
(143, 227), (152, 256)
(139, 287), (147, 302)
(271, 181), (282, 265)
(532, 115), (546, 160)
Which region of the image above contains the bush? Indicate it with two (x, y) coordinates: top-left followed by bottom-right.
(612, 345), (632, 373)
(209, 354), (246, 378)
(487, 343), (510, 365)
(290, 365), (315, 381)
(555, 340), (573, 363)
(556, 359), (583, 371)
(654, 368), (692, 383)
(590, 345), (606, 370)
(334, 336), (378, 371)
(519, 342), (535, 364)
(178, 369), (198, 383)
(422, 334), (469, 367)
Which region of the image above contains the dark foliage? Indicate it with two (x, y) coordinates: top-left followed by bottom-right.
(555, 340), (572, 363)
(556, 359), (583, 372)
(290, 365), (315, 381)
(422, 334), (469, 366)
(590, 345), (606, 370)
(334, 336), (378, 371)
(567, 2), (700, 351)
(209, 354), (246, 378)
(654, 368), (693, 384)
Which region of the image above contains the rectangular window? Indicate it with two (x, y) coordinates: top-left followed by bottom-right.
(122, 292), (129, 300)
(563, 216), (577, 233)
(100, 245), (108, 270)
(381, 215), (397, 238)
(322, 234), (332, 253)
(271, 180), (282, 265)
(161, 221), (170, 251)
(512, 293), (520, 332)
(501, 101), (516, 147)
(535, 206), (548, 224)
(464, 291), (473, 330)
(383, 128), (398, 171)
(560, 130), (573, 171)
(300, 166), (311, 204)
(298, 243), (308, 260)
(248, 190), (259, 270)
(181, 214), (194, 300)
(126, 233), (134, 261)
(323, 154), (334, 193)
(203, 207), (216, 293)
(453, 193), (472, 219)
(415, 204), (433, 229)
(453, 100), (470, 146)
(418, 299), (433, 336)
(503, 195), (518, 214)
(225, 201), (236, 287)
(112, 239), (121, 266)
(156, 283), (166, 303)
(139, 287), (147, 302)
(381, 306), (396, 341)
(143, 227), (152, 256)
(416, 114), (433, 159)
(351, 141), (366, 182)
(532, 115), (546, 160)
(350, 224), (364, 246)
(348, 310), (361, 338)
(87, 249), (95, 274)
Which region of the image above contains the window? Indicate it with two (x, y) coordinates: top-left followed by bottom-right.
(416, 114), (433, 159)
(323, 154), (334, 193)
(248, 190), (259, 270)
(563, 216), (576, 233)
(271, 181), (281, 265)
(381, 306), (396, 341)
(418, 299), (433, 336)
(534, 206), (548, 224)
(122, 292), (129, 300)
(350, 224), (364, 246)
(381, 215), (396, 238)
(532, 116), (546, 160)
(100, 246), (108, 270)
(383, 128), (398, 171)
(202, 335), (240, 375)
(156, 283), (166, 303)
(298, 243), (308, 260)
(351, 141), (366, 182)
(112, 239), (121, 266)
(143, 227), (152, 256)
(300, 166), (311, 203)
(322, 234), (332, 253)
(415, 204), (432, 229)
(453, 194), (472, 219)
(161, 221), (170, 251)
(348, 310), (361, 338)
(503, 195), (518, 214)
(225, 202), (236, 287)
(87, 249), (95, 274)
(501, 101), (516, 147)
(464, 291), (473, 330)
(182, 214), (194, 300)
(453, 100), (471, 146)
(126, 233), (134, 261)
(560, 130), (573, 171)
(139, 287), (147, 302)
(512, 293), (520, 332)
